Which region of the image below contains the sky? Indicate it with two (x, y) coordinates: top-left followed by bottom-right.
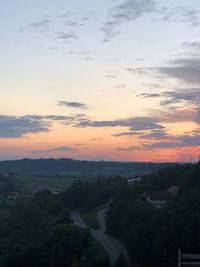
(0, 0), (200, 162)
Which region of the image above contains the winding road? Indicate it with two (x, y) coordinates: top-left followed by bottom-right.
(71, 208), (129, 267)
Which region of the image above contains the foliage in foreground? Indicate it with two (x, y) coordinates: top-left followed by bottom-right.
(0, 190), (110, 267)
(62, 163), (200, 267)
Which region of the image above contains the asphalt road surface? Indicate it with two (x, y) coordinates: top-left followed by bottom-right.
(71, 210), (129, 266)
(97, 208), (107, 232)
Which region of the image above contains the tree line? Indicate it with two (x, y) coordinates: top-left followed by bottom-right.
(61, 163), (200, 267)
(0, 189), (111, 267)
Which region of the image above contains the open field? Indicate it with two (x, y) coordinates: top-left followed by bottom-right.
(19, 176), (76, 192)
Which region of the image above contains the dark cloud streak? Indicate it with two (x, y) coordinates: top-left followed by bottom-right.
(101, 0), (156, 40)
(58, 101), (88, 109)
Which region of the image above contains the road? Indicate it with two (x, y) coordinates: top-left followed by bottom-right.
(71, 211), (87, 229)
(97, 207), (107, 232)
(71, 210), (129, 266)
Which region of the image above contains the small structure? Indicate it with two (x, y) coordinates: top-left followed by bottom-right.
(127, 177), (141, 185)
(141, 186), (181, 208)
(142, 191), (169, 208)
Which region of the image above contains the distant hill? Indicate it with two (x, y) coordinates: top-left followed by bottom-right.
(0, 158), (176, 178)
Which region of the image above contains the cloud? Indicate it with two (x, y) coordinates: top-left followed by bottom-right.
(34, 146), (78, 153)
(58, 101), (88, 109)
(73, 143), (84, 146)
(114, 126), (200, 150)
(180, 8), (200, 27)
(57, 32), (79, 41)
(101, 0), (156, 40)
(113, 128), (170, 139)
(116, 146), (140, 151)
(113, 131), (143, 137)
(146, 141), (182, 149)
(110, 108), (200, 149)
(27, 19), (50, 29)
(75, 108), (200, 130)
(0, 115), (50, 138)
(155, 108), (200, 125)
(116, 83), (126, 88)
(127, 67), (155, 77)
(140, 93), (160, 98)
(140, 88), (200, 109)
(65, 20), (84, 28)
(112, 0), (156, 21)
(51, 146), (77, 152)
(182, 41), (200, 50)
(112, 122), (165, 137)
(20, 18), (51, 33)
(90, 138), (104, 141)
(160, 89), (200, 108)
(129, 121), (164, 131)
(126, 67), (136, 73)
(159, 6), (200, 27)
(81, 56), (94, 61)
(145, 134), (200, 149)
(76, 116), (160, 128)
(101, 1), (200, 41)
(0, 114), (89, 138)
(105, 74), (116, 78)
(157, 57), (200, 84)
(140, 129), (171, 140)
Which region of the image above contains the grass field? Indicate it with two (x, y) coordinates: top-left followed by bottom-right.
(19, 176), (76, 192)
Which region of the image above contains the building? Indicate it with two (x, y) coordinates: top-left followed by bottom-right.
(127, 177), (141, 185)
(141, 186), (180, 208)
(141, 191), (168, 208)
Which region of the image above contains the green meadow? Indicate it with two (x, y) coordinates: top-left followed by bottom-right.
(19, 176), (76, 192)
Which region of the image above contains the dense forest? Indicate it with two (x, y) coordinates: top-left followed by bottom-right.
(0, 163), (199, 267)
(0, 158), (174, 177)
(0, 189), (110, 267)
(61, 162), (200, 267)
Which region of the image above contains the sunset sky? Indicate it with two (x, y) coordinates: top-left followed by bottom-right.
(0, 0), (200, 162)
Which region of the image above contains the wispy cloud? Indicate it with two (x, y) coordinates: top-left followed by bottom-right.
(129, 122), (164, 131)
(0, 114), (88, 138)
(110, 121), (165, 136)
(140, 88), (200, 109)
(105, 74), (116, 78)
(101, 1), (200, 41)
(101, 0), (156, 41)
(57, 32), (79, 41)
(72, 107), (200, 130)
(157, 57), (200, 84)
(76, 116), (160, 128)
(116, 146), (141, 151)
(0, 115), (50, 138)
(58, 101), (88, 109)
(140, 129), (172, 140)
(182, 41), (200, 50)
(114, 126), (200, 150)
(113, 131), (143, 137)
(116, 83), (126, 88)
(28, 19), (50, 29)
(160, 6), (200, 27)
(145, 134), (200, 149)
(179, 8), (200, 27)
(34, 145), (78, 153)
